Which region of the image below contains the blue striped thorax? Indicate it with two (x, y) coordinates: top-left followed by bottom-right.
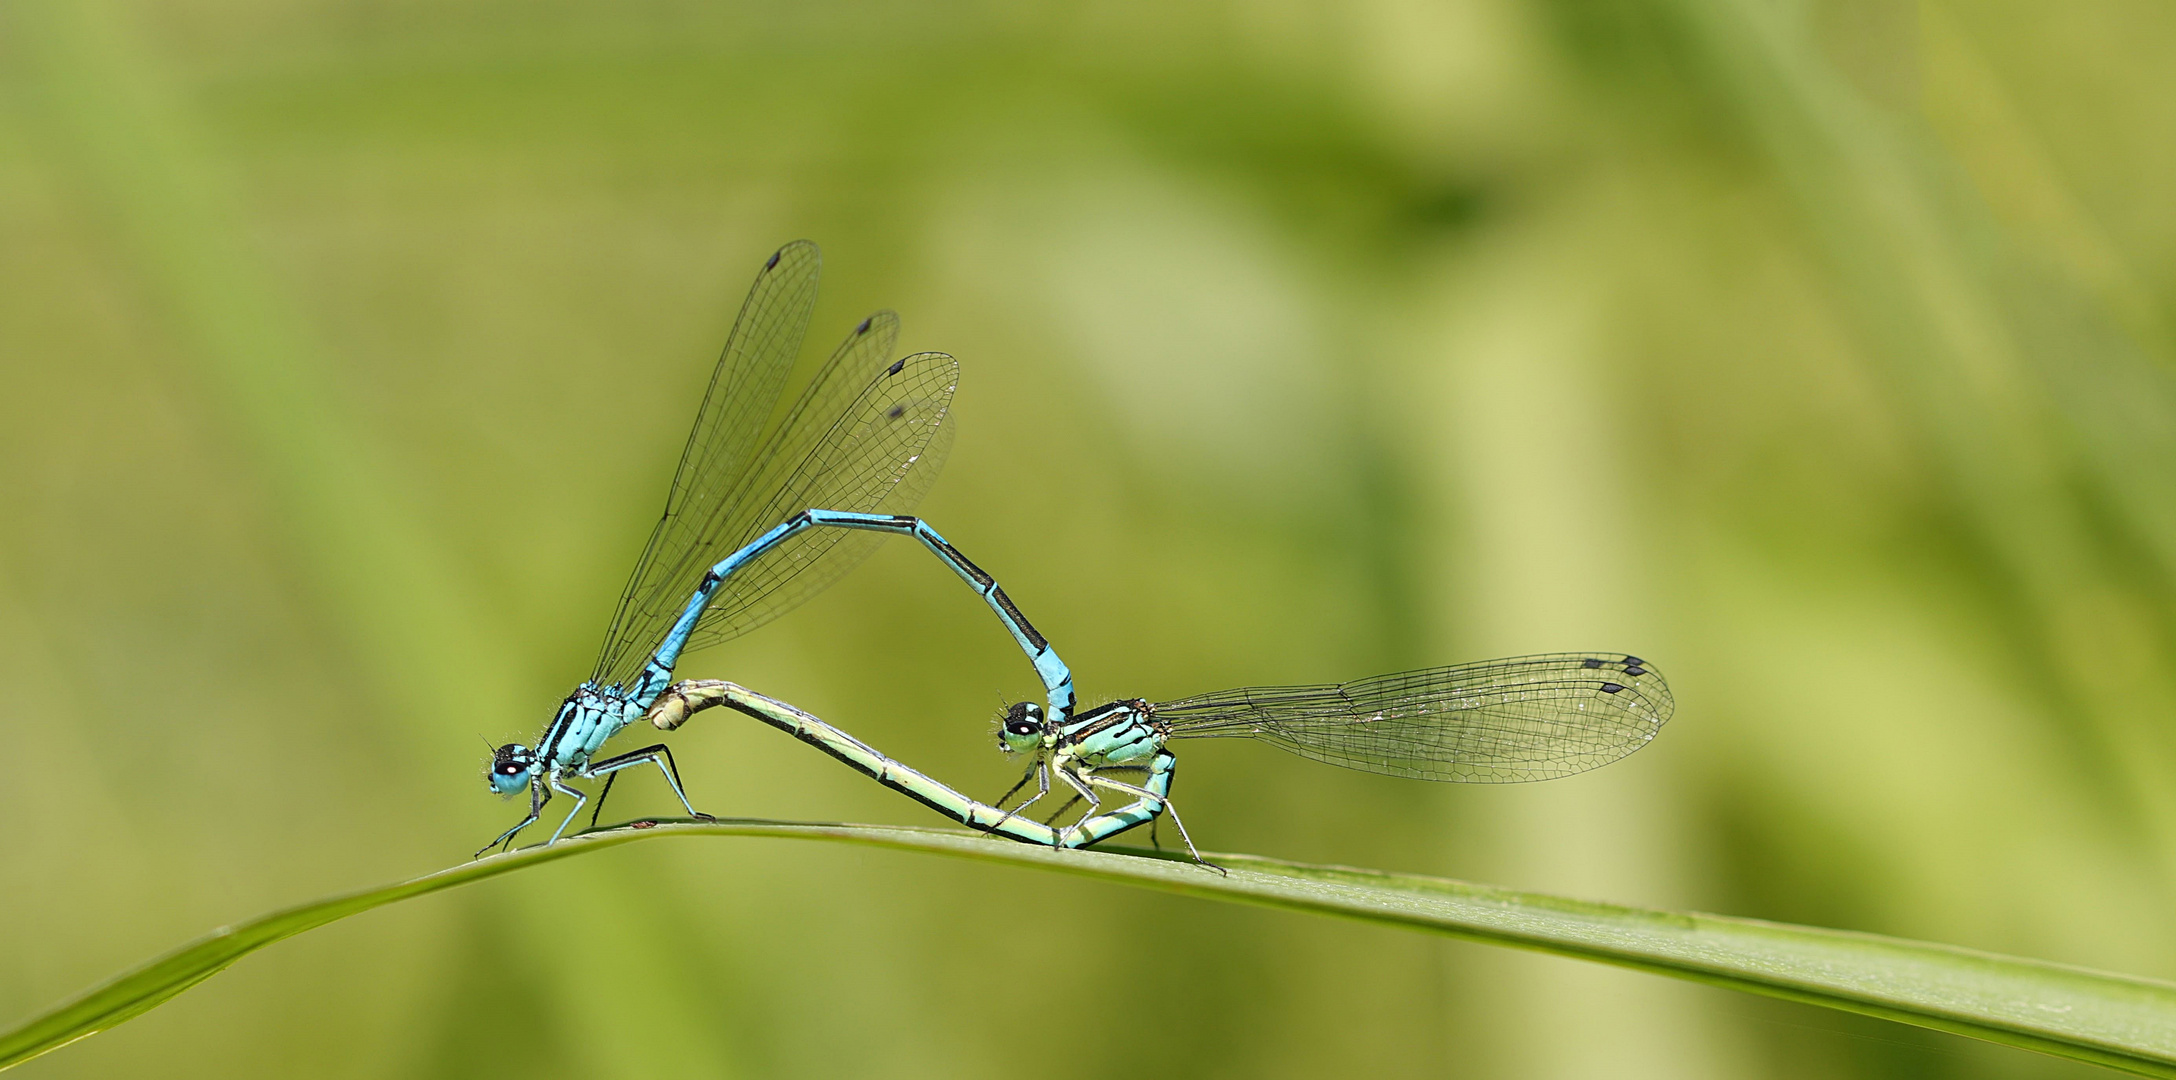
(488, 682), (649, 794)
(550, 683), (646, 769)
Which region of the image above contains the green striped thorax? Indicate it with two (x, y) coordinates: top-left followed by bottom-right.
(997, 699), (1166, 768)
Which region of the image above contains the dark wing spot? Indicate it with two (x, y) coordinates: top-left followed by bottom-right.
(1581, 658), (1604, 669)
(765, 251), (781, 270)
(1599, 682), (1625, 694)
(1623, 666), (1647, 677)
(856, 317), (872, 334)
(886, 358), (906, 376)
(1623, 656), (1644, 666)
(886, 404), (906, 419)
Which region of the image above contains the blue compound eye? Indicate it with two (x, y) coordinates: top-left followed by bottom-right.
(487, 744), (536, 793)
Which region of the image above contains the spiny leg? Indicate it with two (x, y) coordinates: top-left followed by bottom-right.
(1085, 770), (1219, 874)
(1076, 764), (1158, 849)
(477, 781), (551, 859)
(545, 773), (591, 845)
(987, 759), (1052, 842)
(990, 761), (1039, 814)
(590, 772), (620, 830)
(1055, 764), (1101, 814)
(584, 743), (713, 829)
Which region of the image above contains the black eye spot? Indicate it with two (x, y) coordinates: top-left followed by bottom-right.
(1600, 682), (1625, 694)
(1001, 701), (1042, 737)
(886, 358), (906, 376)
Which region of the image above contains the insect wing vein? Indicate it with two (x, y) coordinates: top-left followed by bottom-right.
(685, 349), (958, 656)
(592, 241), (821, 684)
(1159, 653), (1673, 783)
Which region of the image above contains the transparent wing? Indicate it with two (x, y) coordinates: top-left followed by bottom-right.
(714, 309), (909, 556)
(690, 348), (957, 651)
(1159, 653), (1672, 783)
(592, 241), (821, 685)
(592, 337), (958, 687)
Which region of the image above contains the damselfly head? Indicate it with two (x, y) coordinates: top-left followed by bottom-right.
(486, 743), (538, 795)
(996, 701), (1044, 755)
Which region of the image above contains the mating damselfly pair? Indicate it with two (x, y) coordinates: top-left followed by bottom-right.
(480, 241), (1673, 867)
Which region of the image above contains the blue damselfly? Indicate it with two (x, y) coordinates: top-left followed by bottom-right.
(479, 242), (1073, 855)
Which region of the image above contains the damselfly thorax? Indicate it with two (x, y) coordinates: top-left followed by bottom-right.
(1050, 699), (1166, 769)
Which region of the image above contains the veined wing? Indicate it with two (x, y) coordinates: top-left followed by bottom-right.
(1158, 653), (1672, 782)
(591, 241), (820, 684)
(591, 318), (957, 686)
(685, 344), (956, 664)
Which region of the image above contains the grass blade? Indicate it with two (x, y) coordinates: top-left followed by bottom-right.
(3, 817), (2173, 1075)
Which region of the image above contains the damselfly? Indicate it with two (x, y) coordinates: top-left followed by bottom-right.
(479, 242), (1074, 855)
(647, 652), (1671, 870)
(989, 653), (1674, 867)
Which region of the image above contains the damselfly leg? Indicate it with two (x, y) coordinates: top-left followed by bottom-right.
(987, 760), (1055, 841)
(1080, 766), (1213, 871)
(479, 784), (551, 858)
(587, 744), (710, 829)
(545, 774), (592, 846)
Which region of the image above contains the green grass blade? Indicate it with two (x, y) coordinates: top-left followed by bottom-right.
(3, 818), (2173, 1075)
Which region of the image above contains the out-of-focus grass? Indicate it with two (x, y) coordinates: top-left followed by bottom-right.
(4, 0), (2176, 1076)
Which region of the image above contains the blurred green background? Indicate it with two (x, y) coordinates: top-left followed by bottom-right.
(3, 0), (2174, 1076)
